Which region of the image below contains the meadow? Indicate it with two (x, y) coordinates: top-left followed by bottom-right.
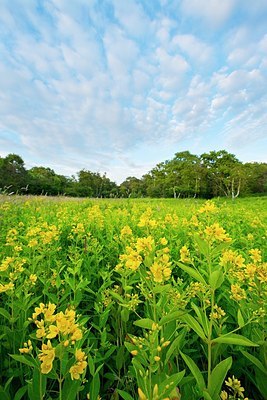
(0, 196), (266, 400)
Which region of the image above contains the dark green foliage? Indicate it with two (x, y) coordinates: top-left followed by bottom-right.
(0, 151), (266, 198)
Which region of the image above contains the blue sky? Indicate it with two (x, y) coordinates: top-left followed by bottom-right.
(0, 0), (267, 183)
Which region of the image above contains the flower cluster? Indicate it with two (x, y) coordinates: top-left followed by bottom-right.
(204, 223), (232, 243)
(179, 245), (192, 264)
(21, 303), (87, 379)
(220, 375), (248, 400)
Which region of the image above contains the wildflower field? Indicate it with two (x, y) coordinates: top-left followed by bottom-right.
(0, 196), (266, 400)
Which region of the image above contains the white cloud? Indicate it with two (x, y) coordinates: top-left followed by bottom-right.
(172, 34), (213, 64)
(181, 0), (236, 27)
(112, 0), (151, 38)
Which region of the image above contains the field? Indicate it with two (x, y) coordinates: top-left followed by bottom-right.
(0, 196), (266, 400)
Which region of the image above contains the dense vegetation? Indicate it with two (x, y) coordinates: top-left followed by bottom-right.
(0, 196), (266, 399)
(0, 151), (267, 198)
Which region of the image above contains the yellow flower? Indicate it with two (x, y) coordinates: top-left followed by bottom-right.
(150, 260), (172, 283)
(204, 223), (231, 242)
(180, 245), (191, 263)
(70, 327), (83, 342)
(36, 320), (46, 339)
(136, 236), (154, 255)
(46, 324), (60, 339)
(120, 225), (133, 237)
(69, 348), (87, 380)
(198, 200), (217, 214)
(0, 257), (14, 272)
(32, 303), (45, 320)
(43, 303), (57, 322)
(220, 390), (228, 400)
(160, 237), (168, 246)
(225, 375), (245, 397)
(38, 340), (55, 374)
(29, 274), (37, 285)
(138, 388), (147, 400)
(230, 284), (246, 301)
(0, 282), (14, 293)
(249, 248), (262, 263)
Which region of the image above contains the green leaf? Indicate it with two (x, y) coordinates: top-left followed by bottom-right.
(109, 291), (124, 303)
(9, 354), (38, 368)
(181, 314), (207, 341)
(28, 368), (47, 400)
(176, 262), (206, 285)
(116, 389), (135, 400)
(165, 330), (186, 364)
(116, 346), (126, 371)
(209, 269), (224, 291)
(191, 303), (209, 337)
(213, 334), (258, 347)
(87, 356), (95, 376)
(14, 386), (28, 400)
(194, 235), (210, 258)
(180, 351), (205, 391)
(121, 308), (129, 323)
(0, 308), (11, 320)
(62, 378), (82, 400)
(159, 310), (187, 326)
(208, 357), (232, 398)
(159, 370), (185, 397)
(203, 390), (213, 400)
(241, 351), (267, 375)
(0, 387), (10, 400)
(133, 318), (155, 330)
(89, 372), (100, 400)
(237, 309), (245, 328)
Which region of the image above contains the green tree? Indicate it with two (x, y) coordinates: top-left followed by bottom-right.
(0, 154), (28, 194)
(165, 151), (201, 198)
(119, 177), (145, 197)
(200, 150), (244, 198)
(243, 162), (267, 195)
(28, 166), (62, 195)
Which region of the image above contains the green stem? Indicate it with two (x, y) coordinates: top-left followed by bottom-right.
(207, 288), (215, 389)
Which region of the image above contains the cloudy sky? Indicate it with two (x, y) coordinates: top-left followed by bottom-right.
(0, 0), (267, 183)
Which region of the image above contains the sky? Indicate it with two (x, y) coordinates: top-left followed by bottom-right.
(0, 0), (267, 184)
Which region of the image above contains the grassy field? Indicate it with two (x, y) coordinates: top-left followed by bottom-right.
(0, 196), (266, 400)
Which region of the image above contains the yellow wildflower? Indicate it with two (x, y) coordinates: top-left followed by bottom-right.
(204, 223), (231, 242)
(136, 236), (154, 255)
(138, 388), (147, 400)
(198, 200), (217, 214)
(180, 245), (191, 263)
(69, 349), (87, 380)
(29, 274), (37, 285)
(0, 282), (14, 293)
(230, 284), (246, 301)
(38, 340), (55, 374)
(249, 248), (262, 263)
(225, 375), (245, 397)
(120, 225), (133, 237)
(0, 257), (14, 272)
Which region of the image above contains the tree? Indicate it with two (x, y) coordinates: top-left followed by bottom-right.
(200, 150), (244, 198)
(243, 162), (267, 195)
(29, 166), (61, 195)
(119, 177), (144, 197)
(0, 154), (28, 193)
(165, 151), (201, 198)
(77, 170), (118, 198)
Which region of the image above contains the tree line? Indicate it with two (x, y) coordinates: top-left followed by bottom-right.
(0, 150), (266, 198)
